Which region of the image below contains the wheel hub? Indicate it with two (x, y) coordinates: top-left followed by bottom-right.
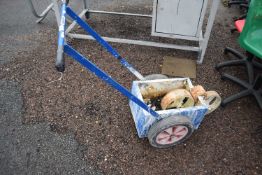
(156, 126), (188, 145)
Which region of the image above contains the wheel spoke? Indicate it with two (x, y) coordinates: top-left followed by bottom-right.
(158, 136), (171, 144)
(174, 127), (186, 134)
(166, 127), (173, 135)
(168, 137), (172, 142)
(172, 126), (177, 134)
(156, 125), (189, 145)
(162, 130), (170, 136)
(173, 134), (183, 138)
(157, 133), (170, 141)
(157, 137), (169, 142)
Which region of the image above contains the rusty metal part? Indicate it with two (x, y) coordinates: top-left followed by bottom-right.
(139, 80), (188, 99)
(161, 89), (195, 110)
(190, 85), (207, 102)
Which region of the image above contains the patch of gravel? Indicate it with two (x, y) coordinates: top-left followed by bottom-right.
(0, 80), (102, 175)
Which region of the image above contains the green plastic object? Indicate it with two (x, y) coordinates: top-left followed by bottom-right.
(239, 0), (262, 59)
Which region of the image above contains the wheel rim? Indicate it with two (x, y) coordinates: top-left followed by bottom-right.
(156, 125), (189, 145)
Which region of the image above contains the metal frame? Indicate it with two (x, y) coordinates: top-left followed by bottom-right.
(28, 0), (219, 64)
(57, 0), (162, 120)
(27, 0), (61, 25)
(64, 0), (219, 64)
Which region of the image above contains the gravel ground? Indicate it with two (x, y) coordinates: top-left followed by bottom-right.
(0, 81), (101, 175)
(0, 0), (261, 175)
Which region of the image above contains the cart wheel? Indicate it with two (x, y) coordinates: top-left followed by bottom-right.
(148, 115), (194, 148)
(201, 91), (221, 115)
(144, 74), (168, 80)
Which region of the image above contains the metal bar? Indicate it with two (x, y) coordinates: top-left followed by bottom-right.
(151, 0), (158, 36)
(86, 10), (152, 18)
(36, 3), (54, 23)
(55, 0), (67, 72)
(151, 32), (200, 41)
(67, 33), (200, 52)
(64, 44), (161, 120)
(27, 0), (54, 23)
(198, 0), (219, 64)
(83, 0), (88, 9)
(65, 9), (88, 34)
(27, 0), (53, 18)
(52, 0), (61, 26)
(199, 31), (203, 41)
(66, 7), (144, 80)
(196, 0), (209, 37)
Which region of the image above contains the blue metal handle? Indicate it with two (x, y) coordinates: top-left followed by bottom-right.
(66, 7), (144, 80)
(64, 44), (161, 119)
(55, 1), (67, 72)
(55, 5), (160, 119)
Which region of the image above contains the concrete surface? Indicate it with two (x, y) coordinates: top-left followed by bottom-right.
(0, 0), (46, 64)
(0, 0), (102, 174)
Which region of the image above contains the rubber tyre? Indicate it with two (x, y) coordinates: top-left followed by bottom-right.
(148, 115), (194, 148)
(144, 74), (168, 80)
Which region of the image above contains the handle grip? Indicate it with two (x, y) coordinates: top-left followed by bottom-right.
(55, 45), (65, 72)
